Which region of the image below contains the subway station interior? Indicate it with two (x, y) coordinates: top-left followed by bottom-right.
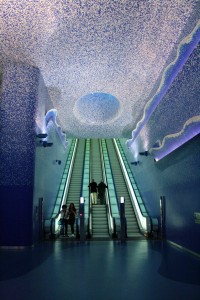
(0, 1), (200, 299)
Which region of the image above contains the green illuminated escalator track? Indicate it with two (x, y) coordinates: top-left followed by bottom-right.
(65, 139), (86, 211)
(90, 139), (110, 239)
(113, 138), (158, 235)
(50, 139), (86, 237)
(52, 139), (77, 218)
(105, 139), (141, 237)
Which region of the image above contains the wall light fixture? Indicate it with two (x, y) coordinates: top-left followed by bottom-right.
(139, 151), (149, 156)
(36, 133), (48, 139)
(43, 141), (53, 147)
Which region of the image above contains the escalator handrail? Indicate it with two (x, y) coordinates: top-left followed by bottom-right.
(80, 139), (87, 197)
(88, 139), (92, 237)
(87, 139), (92, 237)
(54, 139), (77, 215)
(49, 139), (78, 235)
(99, 139), (114, 236)
(104, 139), (120, 211)
(113, 139), (157, 234)
(80, 139), (91, 238)
(115, 139), (148, 215)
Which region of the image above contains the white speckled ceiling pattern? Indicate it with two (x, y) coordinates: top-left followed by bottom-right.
(0, 0), (199, 139)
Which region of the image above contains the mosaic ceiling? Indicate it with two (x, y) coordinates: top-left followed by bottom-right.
(0, 0), (200, 141)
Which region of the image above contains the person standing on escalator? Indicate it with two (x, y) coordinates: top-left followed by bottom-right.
(68, 203), (77, 237)
(88, 179), (98, 205)
(57, 204), (69, 237)
(98, 179), (108, 205)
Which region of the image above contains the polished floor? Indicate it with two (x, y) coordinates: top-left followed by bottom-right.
(0, 238), (200, 300)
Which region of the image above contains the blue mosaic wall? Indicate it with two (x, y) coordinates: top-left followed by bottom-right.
(122, 135), (200, 254)
(0, 62), (40, 246)
(127, 40), (200, 162)
(0, 62), (39, 186)
(1, 1), (199, 138)
(0, 61), (70, 246)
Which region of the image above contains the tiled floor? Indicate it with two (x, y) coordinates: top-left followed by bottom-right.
(0, 239), (200, 300)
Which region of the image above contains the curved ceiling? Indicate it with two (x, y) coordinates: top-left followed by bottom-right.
(0, 0), (199, 139)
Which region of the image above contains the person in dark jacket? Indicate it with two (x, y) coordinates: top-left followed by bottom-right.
(98, 180), (108, 204)
(88, 179), (98, 205)
(68, 203), (77, 237)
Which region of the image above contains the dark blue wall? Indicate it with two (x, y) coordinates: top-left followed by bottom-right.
(122, 134), (200, 254)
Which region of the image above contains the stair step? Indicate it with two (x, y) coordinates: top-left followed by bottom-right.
(92, 209), (106, 212)
(92, 213), (107, 216)
(93, 229), (109, 234)
(93, 211), (107, 214)
(93, 234), (109, 237)
(93, 218), (107, 222)
(93, 224), (108, 227)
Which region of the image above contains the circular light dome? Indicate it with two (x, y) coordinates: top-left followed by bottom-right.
(74, 92), (120, 125)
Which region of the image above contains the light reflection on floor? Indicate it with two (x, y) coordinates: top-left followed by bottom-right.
(0, 240), (199, 300)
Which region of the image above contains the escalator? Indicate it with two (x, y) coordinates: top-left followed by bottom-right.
(90, 139), (110, 239)
(90, 138), (102, 187)
(52, 138), (150, 239)
(105, 139), (141, 237)
(65, 139), (86, 212)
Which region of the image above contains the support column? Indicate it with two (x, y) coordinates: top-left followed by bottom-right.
(120, 197), (126, 243)
(0, 62), (40, 247)
(79, 197), (85, 242)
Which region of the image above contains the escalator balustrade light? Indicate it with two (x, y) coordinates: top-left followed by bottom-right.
(43, 141), (53, 147)
(80, 197), (84, 204)
(131, 161), (139, 166)
(120, 197), (125, 203)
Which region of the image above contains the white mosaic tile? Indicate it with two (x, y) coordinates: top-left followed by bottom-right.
(0, 0), (199, 140)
